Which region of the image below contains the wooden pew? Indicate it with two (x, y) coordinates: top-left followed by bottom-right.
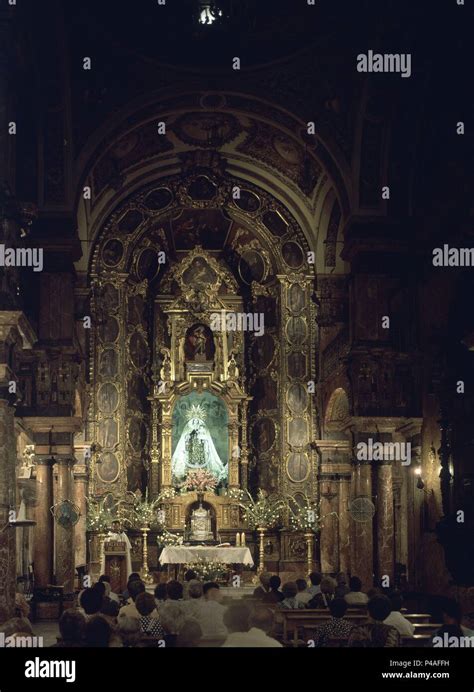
(280, 610), (367, 643)
(401, 634), (432, 647)
(279, 610), (441, 644)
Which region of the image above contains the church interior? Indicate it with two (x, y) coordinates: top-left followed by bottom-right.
(0, 0), (473, 656)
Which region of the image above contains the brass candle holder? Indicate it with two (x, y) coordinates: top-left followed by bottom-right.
(304, 531), (314, 575)
(140, 526), (153, 585)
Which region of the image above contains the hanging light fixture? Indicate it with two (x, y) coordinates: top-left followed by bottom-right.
(198, 2), (223, 25)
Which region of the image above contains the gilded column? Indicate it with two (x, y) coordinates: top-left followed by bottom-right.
(149, 398), (161, 498)
(240, 398), (250, 490)
(34, 457), (55, 587)
(55, 457), (75, 592)
(376, 460), (394, 584)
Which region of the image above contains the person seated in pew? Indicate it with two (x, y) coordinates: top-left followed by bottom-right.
(383, 591), (415, 636)
(194, 582), (228, 639)
(278, 581), (307, 609)
(118, 580), (146, 621)
(348, 596), (400, 647)
(135, 592), (165, 639)
(307, 572), (322, 597)
(335, 572), (350, 598)
(158, 581), (187, 634)
(51, 610), (86, 648)
(344, 576), (369, 606)
(84, 615), (113, 648)
(154, 583), (167, 611)
(222, 603), (282, 647)
(262, 575), (285, 604)
(295, 578), (313, 606)
(439, 599), (474, 637)
(79, 586), (105, 621)
(308, 577), (336, 609)
(311, 598), (354, 647)
(253, 572), (272, 600)
(122, 573), (142, 603)
(182, 580), (203, 619)
(183, 569), (198, 600)
(98, 574), (120, 603)
(177, 619), (203, 647)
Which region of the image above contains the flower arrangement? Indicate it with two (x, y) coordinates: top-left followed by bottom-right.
(184, 558), (228, 582)
(287, 494), (321, 532)
(227, 488), (285, 530)
(179, 469), (217, 493)
(86, 494), (116, 532)
(157, 529), (184, 548)
(129, 487), (176, 529)
(286, 494), (338, 532)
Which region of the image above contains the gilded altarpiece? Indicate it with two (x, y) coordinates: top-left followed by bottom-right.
(87, 171), (318, 547)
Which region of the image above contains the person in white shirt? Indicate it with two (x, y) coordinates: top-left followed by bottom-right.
(182, 580), (203, 619)
(383, 592), (415, 636)
(118, 580), (147, 621)
(158, 581), (187, 634)
(344, 576), (369, 606)
(307, 572), (322, 597)
(195, 582), (227, 639)
(98, 575), (120, 603)
(295, 578), (312, 606)
(222, 603), (282, 648)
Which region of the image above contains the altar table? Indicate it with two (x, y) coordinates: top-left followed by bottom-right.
(159, 545), (254, 566)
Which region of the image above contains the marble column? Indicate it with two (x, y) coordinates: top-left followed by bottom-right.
(34, 457), (55, 587)
(0, 398), (16, 620)
(55, 457), (75, 592)
(350, 460), (360, 576)
(319, 480), (339, 573)
(376, 461), (394, 584)
(353, 461), (374, 589)
(73, 462), (88, 572)
(338, 475), (351, 574)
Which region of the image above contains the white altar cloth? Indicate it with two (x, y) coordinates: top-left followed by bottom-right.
(159, 545), (254, 566)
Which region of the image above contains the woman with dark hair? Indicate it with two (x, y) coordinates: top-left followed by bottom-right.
(262, 576), (285, 603)
(348, 596), (400, 647)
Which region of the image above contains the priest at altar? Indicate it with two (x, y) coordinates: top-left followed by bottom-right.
(100, 520), (133, 578)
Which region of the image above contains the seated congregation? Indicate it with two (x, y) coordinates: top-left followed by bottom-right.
(3, 571), (473, 648)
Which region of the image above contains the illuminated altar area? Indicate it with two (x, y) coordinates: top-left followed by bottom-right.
(85, 167), (319, 579)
